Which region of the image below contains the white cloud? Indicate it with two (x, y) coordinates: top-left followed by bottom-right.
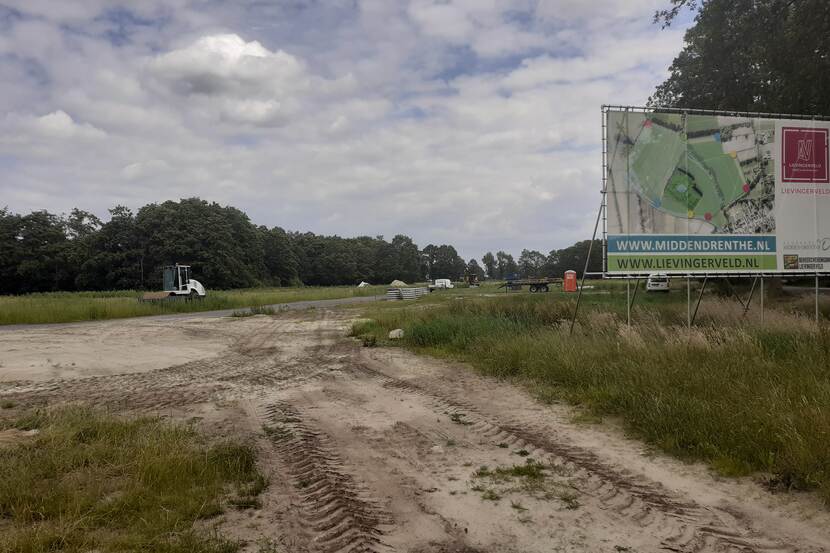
(148, 34), (305, 96)
(407, 1), (475, 43)
(407, 0), (549, 58)
(145, 34), (310, 127)
(4, 110), (107, 141)
(0, 1), (689, 259)
(120, 159), (170, 180)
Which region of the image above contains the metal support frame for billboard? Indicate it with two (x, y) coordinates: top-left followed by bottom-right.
(570, 105), (830, 333)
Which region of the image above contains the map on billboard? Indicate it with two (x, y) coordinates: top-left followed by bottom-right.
(605, 109), (830, 274)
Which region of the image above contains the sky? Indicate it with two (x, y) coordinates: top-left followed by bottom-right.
(0, 0), (690, 262)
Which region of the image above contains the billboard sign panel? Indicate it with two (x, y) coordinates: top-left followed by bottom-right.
(604, 108), (830, 274)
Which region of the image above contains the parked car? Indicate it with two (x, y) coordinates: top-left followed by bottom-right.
(646, 273), (670, 292)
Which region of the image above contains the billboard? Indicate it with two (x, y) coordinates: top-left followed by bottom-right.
(604, 107), (830, 275)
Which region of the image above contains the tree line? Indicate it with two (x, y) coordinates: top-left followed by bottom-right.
(0, 198), (599, 295)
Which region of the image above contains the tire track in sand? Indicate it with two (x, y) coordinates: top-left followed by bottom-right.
(350, 357), (800, 553)
(262, 400), (394, 553)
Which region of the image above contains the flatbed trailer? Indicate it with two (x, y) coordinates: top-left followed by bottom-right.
(497, 277), (561, 293)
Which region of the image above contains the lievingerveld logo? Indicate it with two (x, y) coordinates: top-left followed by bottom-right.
(797, 138), (814, 162)
(782, 127), (829, 183)
(783, 238), (830, 251)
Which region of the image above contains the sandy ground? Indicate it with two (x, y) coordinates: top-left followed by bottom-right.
(1, 309), (830, 552)
(0, 316), (238, 381)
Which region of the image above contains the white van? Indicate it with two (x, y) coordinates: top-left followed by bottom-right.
(646, 273), (670, 292)
(430, 278), (454, 290)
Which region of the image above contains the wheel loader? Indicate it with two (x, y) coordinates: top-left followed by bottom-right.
(140, 264), (206, 301)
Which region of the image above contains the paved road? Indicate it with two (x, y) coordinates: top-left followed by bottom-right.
(164, 294), (385, 320)
(0, 294), (386, 332)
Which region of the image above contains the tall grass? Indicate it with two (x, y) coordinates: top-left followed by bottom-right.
(0, 407), (265, 552)
(0, 285), (386, 325)
(353, 294), (830, 502)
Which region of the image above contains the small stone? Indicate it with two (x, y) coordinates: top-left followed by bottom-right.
(388, 328), (404, 339)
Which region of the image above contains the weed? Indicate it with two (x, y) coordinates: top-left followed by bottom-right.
(0, 406), (265, 552)
(0, 400), (14, 409)
(515, 449), (530, 457)
(239, 473), (269, 497)
(497, 442), (508, 448)
(256, 538), (284, 553)
(510, 500), (527, 511)
(494, 461), (545, 480)
(481, 489), (501, 501)
(229, 496), (262, 509)
(571, 411), (603, 425)
(559, 491), (580, 510)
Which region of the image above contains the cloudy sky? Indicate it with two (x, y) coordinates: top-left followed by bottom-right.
(0, 0), (689, 261)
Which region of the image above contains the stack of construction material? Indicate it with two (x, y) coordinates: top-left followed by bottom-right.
(386, 287), (429, 300)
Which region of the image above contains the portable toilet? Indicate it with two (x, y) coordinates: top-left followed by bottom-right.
(563, 270), (578, 292)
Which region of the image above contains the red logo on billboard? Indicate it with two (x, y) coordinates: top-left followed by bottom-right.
(782, 127), (829, 183)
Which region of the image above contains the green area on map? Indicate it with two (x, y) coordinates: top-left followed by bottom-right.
(612, 111), (775, 233)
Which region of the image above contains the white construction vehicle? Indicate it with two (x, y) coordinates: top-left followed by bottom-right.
(141, 264), (206, 301)
(429, 278), (454, 291)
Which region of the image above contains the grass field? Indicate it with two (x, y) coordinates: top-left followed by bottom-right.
(623, 111), (747, 230)
(353, 285), (830, 503)
(684, 115), (719, 134)
(631, 123), (684, 199)
(0, 285), (387, 326)
(0, 407), (264, 552)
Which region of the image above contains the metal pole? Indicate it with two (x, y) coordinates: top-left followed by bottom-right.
(571, 108), (613, 336)
(760, 276), (764, 323)
(816, 274), (820, 323)
(630, 278), (640, 310)
(626, 279), (631, 326)
(569, 198), (604, 335)
(742, 277), (758, 317)
(687, 275), (691, 330)
(724, 278), (746, 310)
(690, 276), (708, 326)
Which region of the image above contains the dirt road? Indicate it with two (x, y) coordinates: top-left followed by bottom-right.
(2, 309), (829, 552)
